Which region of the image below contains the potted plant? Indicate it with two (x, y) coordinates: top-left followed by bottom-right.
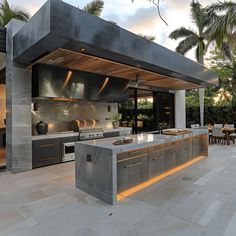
(137, 114), (149, 128)
(112, 113), (122, 129)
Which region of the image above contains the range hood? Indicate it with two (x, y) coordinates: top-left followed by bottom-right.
(32, 64), (129, 102)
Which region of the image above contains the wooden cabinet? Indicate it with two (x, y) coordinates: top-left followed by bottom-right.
(32, 136), (78, 168)
(117, 150), (148, 193)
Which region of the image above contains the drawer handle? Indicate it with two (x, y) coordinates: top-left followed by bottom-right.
(41, 157), (54, 161)
(125, 162), (142, 168)
(117, 154), (146, 163)
(39, 144), (54, 148)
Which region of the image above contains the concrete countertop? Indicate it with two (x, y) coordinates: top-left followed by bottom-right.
(32, 127), (132, 140)
(32, 132), (79, 140)
(77, 129), (208, 154)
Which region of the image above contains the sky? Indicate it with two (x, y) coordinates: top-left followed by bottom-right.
(9, 0), (217, 61)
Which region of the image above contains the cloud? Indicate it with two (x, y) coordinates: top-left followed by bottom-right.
(122, 7), (164, 34)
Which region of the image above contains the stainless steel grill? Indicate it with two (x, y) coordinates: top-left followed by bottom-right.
(79, 128), (104, 141)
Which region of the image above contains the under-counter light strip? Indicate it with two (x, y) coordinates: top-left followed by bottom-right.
(117, 155), (205, 201)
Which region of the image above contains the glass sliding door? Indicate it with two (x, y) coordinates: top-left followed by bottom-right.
(137, 89), (154, 133)
(156, 92), (175, 130)
(119, 88), (175, 134)
(118, 88), (136, 132)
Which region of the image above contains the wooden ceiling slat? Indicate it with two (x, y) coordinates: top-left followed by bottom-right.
(36, 48), (202, 90)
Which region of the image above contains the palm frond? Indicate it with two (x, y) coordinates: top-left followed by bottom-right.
(190, 0), (206, 32)
(221, 42), (232, 60)
(169, 27), (197, 40)
(176, 35), (199, 55)
(0, 0), (29, 26)
(207, 1), (236, 13)
(83, 0), (104, 17)
(138, 34), (156, 41)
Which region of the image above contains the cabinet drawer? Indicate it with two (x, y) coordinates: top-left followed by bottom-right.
(32, 139), (61, 168)
(117, 148), (147, 162)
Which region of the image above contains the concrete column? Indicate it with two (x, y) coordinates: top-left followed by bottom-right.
(175, 90), (186, 128)
(199, 88), (204, 127)
(6, 19), (32, 172)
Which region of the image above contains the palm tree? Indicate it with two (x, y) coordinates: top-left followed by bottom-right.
(207, 1), (236, 105)
(207, 1), (236, 48)
(83, 0), (104, 17)
(169, 0), (212, 126)
(169, 1), (212, 64)
(0, 0), (29, 26)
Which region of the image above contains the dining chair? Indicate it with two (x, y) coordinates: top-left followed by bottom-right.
(224, 124), (234, 128)
(230, 133), (236, 144)
(212, 127), (225, 145)
(214, 124), (223, 128)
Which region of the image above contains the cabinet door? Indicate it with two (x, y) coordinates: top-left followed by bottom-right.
(127, 155), (148, 188)
(148, 150), (165, 178)
(117, 154), (148, 193)
(192, 136), (201, 158)
(117, 160), (129, 193)
(164, 148), (176, 171)
(178, 138), (192, 164)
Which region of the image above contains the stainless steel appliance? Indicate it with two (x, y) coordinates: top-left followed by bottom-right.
(62, 142), (75, 162)
(79, 128), (104, 141)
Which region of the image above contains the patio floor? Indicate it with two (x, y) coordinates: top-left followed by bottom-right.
(0, 144), (236, 236)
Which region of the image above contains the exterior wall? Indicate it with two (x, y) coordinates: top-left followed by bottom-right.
(6, 19), (32, 172)
(32, 100), (118, 135)
(175, 90), (186, 128)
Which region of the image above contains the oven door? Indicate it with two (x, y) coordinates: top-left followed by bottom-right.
(62, 142), (75, 162)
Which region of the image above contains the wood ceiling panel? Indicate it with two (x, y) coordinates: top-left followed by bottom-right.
(36, 48), (203, 90)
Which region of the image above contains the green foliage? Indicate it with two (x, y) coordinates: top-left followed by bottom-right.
(169, 1), (211, 63)
(137, 114), (149, 121)
(0, 0), (29, 26)
(137, 34), (156, 41)
(137, 99), (153, 109)
(111, 113), (122, 121)
(83, 0), (104, 17)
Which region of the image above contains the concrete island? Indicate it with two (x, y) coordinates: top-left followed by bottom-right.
(75, 129), (208, 205)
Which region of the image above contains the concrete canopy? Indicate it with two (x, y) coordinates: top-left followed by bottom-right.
(13, 0), (218, 89)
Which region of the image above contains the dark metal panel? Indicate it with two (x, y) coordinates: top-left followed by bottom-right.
(0, 27), (6, 53)
(13, 0), (218, 87)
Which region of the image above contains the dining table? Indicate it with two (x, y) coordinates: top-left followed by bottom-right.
(208, 127), (236, 145)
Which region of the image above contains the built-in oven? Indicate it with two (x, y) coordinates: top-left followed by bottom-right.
(62, 142), (75, 162)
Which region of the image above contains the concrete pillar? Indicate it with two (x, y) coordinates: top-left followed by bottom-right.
(175, 90), (186, 128)
(199, 88), (204, 127)
(6, 19), (32, 172)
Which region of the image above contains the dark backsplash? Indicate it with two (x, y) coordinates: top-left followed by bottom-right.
(32, 100), (118, 135)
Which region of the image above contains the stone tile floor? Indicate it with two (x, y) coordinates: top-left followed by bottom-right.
(0, 144), (236, 235)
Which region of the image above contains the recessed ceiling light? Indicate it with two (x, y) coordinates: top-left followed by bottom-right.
(80, 48), (85, 52)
